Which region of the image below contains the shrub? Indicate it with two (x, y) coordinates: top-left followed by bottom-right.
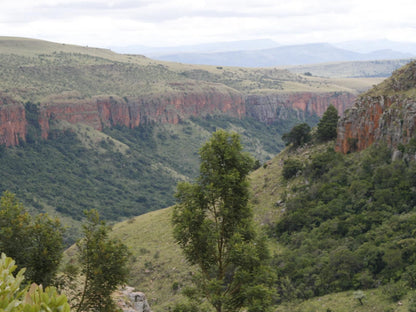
(0, 252), (70, 312)
(282, 123), (311, 147)
(282, 158), (303, 179)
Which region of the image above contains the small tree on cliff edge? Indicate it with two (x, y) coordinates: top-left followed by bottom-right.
(317, 104), (339, 141)
(172, 130), (275, 312)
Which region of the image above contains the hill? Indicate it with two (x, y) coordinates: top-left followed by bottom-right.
(106, 60), (416, 311)
(285, 58), (414, 78)
(110, 139), (416, 311)
(0, 36), (388, 243)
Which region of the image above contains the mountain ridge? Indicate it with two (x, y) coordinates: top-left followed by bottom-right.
(151, 43), (414, 67)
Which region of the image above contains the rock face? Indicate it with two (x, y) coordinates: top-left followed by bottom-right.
(0, 89), (356, 146)
(336, 95), (416, 153)
(336, 61), (416, 153)
(246, 92), (355, 123)
(115, 286), (151, 312)
(38, 90), (245, 140)
(0, 96), (27, 146)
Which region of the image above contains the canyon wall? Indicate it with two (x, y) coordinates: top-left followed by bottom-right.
(336, 60), (416, 154)
(245, 92), (355, 124)
(0, 90), (355, 146)
(336, 95), (416, 154)
(0, 96), (26, 146)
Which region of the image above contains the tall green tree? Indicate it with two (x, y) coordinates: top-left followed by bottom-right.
(282, 123), (311, 147)
(316, 104), (339, 141)
(76, 209), (130, 312)
(0, 191), (64, 286)
(172, 130), (275, 312)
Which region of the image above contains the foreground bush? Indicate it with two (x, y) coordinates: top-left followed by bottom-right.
(0, 252), (70, 312)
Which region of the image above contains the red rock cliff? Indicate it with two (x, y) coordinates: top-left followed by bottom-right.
(38, 89), (245, 140)
(0, 89), (357, 146)
(336, 61), (416, 154)
(335, 95), (416, 153)
(245, 92), (355, 123)
(0, 96), (26, 146)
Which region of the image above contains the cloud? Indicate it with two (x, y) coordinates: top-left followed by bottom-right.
(0, 0), (415, 48)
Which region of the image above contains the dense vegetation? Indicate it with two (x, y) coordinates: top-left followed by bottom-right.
(274, 142), (416, 302)
(0, 111), (317, 244)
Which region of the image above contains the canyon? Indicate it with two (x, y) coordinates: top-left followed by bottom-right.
(0, 90), (355, 146)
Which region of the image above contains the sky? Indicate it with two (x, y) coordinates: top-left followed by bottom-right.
(1, 0), (416, 49)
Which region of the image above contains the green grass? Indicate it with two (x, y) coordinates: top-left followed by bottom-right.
(285, 59), (414, 78)
(111, 208), (193, 311)
(277, 287), (412, 312)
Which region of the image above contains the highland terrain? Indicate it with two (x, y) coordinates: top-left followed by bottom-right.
(0, 36), (386, 242)
(2, 37), (416, 311)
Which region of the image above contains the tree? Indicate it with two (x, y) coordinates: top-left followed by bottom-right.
(0, 191), (64, 286)
(0, 252), (70, 312)
(76, 209), (130, 312)
(172, 130), (275, 312)
(317, 104), (339, 141)
(282, 123), (311, 147)
(27, 213), (65, 286)
(282, 158), (303, 180)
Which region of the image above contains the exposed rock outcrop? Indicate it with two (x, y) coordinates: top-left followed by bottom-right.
(246, 92), (355, 123)
(336, 95), (416, 153)
(336, 60), (416, 153)
(115, 286), (151, 312)
(0, 96), (26, 146)
(38, 90), (245, 140)
(0, 88), (356, 146)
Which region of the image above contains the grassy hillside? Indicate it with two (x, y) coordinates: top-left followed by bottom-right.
(0, 36), (381, 104)
(110, 137), (416, 311)
(285, 58), (414, 78)
(111, 208), (192, 311)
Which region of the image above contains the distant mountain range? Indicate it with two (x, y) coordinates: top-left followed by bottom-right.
(112, 39), (416, 67)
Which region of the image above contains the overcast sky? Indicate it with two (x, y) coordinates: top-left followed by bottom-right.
(1, 0), (416, 49)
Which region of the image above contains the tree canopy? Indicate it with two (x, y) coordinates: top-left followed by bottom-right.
(172, 130), (275, 312)
(316, 104), (339, 141)
(0, 191), (63, 286)
(282, 123), (311, 147)
(76, 209), (130, 312)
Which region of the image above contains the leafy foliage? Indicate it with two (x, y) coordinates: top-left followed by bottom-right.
(316, 104), (339, 141)
(173, 130), (275, 312)
(282, 158), (303, 180)
(282, 123), (311, 147)
(76, 210), (130, 312)
(0, 253), (70, 312)
(273, 143), (416, 300)
(0, 191), (63, 286)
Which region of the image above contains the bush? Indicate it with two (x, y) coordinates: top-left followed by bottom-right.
(282, 123), (311, 147)
(282, 158), (303, 179)
(381, 281), (408, 302)
(0, 252), (70, 312)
